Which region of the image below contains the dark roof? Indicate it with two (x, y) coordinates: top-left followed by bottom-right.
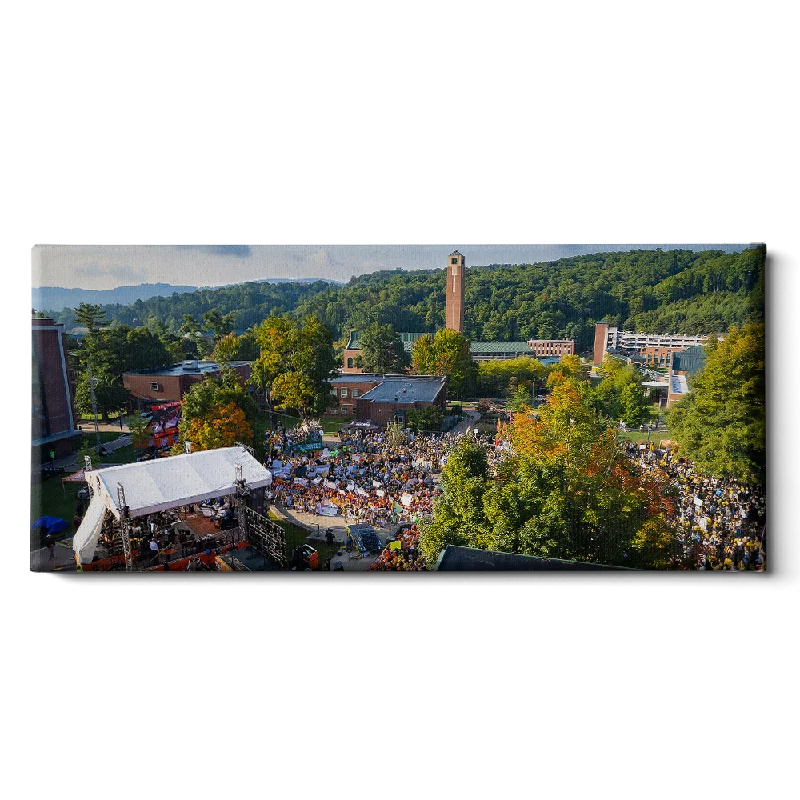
(435, 546), (635, 571)
(359, 375), (445, 404)
(671, 345), (706, 375)
(123, 360), (251, 377)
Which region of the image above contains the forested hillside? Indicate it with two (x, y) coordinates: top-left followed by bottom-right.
(52, 246), (765, 353)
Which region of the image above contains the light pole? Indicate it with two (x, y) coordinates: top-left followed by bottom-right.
(87, 361), (102, 454)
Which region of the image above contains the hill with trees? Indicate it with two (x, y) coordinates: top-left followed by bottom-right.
(52, 246), (764, 353)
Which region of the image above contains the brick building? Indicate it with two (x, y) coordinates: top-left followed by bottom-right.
(32, 316), (80, 459)
(123, 360), (252, 407)
(326, 374), (386, 416)
(527, 339), (575, 358)
(327, 374), (446, 426)
(353, 375), (447, 428)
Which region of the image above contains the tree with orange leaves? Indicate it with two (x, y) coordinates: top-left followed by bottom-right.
(177, 368), (257, 453)
(487, 371), (680, 566)
(186, 402), (253, 452)
(420, 370), (683, 568)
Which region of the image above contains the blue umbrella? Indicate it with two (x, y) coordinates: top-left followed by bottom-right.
(31, 516), (69, 536)
(32, 516), (60, 530)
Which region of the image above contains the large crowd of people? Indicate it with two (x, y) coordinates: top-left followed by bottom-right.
(264, 424), (476, 528)
(623, 442), (766, 570)
(262, 418), (766, 572)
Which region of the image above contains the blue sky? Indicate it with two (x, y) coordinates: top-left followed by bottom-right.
(32, 243), (753, 290)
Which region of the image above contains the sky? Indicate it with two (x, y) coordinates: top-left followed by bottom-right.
(31, 243), (754, 290)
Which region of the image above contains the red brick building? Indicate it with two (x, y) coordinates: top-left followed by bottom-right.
(326, 374), (386, 416)
(326, 374), (447, 427)
(123, 360), (252, 407)
(32, 316), (80, 459)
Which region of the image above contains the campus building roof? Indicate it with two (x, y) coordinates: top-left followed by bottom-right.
(468, 341), (533, 355)
(671, 345), (706, 375)
(123, 360), (251, 377)
(359, 375), (445, 404)
(345, 330), (544, 360)
(346, 331), (424, 352)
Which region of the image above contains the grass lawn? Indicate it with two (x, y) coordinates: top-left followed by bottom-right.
(321, 416), (349, 435)
(32, 432), (141, 539)
(30, 477), (82, 541)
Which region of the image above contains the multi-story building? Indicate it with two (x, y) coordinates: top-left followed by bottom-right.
(123, 360), (252, 407)
(593, 321), (718, 366)
(32, 316), (80, 459)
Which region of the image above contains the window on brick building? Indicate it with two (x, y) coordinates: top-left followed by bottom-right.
(352, 389), (359, 398)
(341, 388), (348, 398)
(347, 358), (353, 368)
(150, 382), (160, 391)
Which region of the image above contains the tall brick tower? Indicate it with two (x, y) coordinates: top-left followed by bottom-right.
(445, 250), (465, 332)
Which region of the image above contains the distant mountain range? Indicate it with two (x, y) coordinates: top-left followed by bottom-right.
(32, 278), (342, 313)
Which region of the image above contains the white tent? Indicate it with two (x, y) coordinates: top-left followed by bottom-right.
(73, 446), (271, 565)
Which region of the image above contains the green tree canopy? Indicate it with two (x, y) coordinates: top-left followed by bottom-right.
(178, 368), (257, 451)
(358, 322), (407, 373)
(75, 303), (108, 334)
(202, 308), (235, 339)
(667, 323), (765, 482)
(407, 404), (444, 433)
(417, 438), (491, 565)
(419, 373), (682, 569)
(411, 329), (476, 399)
(251, 314), (337, 415)
(212, 331), (259, 364)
